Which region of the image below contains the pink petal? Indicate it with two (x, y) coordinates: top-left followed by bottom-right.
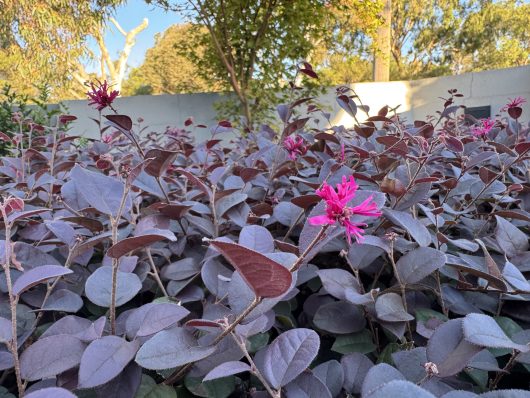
(308, 215), (335, 226)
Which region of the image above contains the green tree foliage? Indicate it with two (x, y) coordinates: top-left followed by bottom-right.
(0, 0), (123, 98)
(389, 0), (530, 79)
(148, 0), (340, 126)
(122, 24), (216, 96)
(318, 0), (530, 82)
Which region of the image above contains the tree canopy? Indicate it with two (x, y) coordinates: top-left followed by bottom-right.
(122, 24), (216, 96)
(0, 0), (124, 98)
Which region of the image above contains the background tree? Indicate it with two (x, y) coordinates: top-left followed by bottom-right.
(0, 0), (124, 99)
(71, 17), (149, 98)
(148, 0), (337, 126)
(122, 24), (216, 96)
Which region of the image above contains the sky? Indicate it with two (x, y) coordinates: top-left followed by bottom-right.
(85, 0), (182, 72)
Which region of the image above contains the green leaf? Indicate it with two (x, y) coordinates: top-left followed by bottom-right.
(331, 330), (376, 354)
(135, 375), (177, 398)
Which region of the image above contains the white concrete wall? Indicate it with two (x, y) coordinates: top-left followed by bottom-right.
(59, 65), (530, 141)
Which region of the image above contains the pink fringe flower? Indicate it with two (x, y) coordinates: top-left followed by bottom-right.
(87, 80), (119, 111)
(309, 176), (381, 243)
(471, 118), (495, 137)
(501, 96), (526, 119)
(501, 96), (526, 111)
(283, 135), (308, 160)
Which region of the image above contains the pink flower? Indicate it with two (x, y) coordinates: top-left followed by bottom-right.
(309, 176), (381, 243)
(86, 80), (119, 111)
(101, 133), (113, 144)
(501, 96), (526, 119)
(471, 118), (495, 137)
(501, 96), (526, 111)
(283, 135), (308, 160)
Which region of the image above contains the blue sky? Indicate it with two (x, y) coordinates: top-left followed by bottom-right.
(85, 0), (182, 72)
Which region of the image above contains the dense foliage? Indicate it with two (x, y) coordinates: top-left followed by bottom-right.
(1, 76), (530, 398)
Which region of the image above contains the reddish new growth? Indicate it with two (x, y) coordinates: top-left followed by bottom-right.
(283, 135), (308, 160)
(501, 96), (526, 119)
(86, 80), (119, 112)
(309, 176), (381, 243)
(471, 118), (495, 137)
(501, 96), (526, 111)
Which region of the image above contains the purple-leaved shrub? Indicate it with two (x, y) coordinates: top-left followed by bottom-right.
(0, 70), (530, 398)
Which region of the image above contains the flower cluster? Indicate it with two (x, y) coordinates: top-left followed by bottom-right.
(283, 135), (308, 160)
(86, 80), (119, 112)
(502, 96), (526, 119)
(471, 118), (495, 137)
(309, 176), (381, 243)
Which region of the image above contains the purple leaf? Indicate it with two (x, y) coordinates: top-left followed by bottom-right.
(0, 351), (14, 371)
(203, 361), (251, 381)
(209, 240), (292, 298)
(70, 164), (131, 217)
(313, 301), (366, 334)
(144, 149), (178, 177)
(85, 266), (142, 307)
(44, 220), (76, 246)
(426, 318), (483, 377)
(317, 269), (361, 300)
(78, 336), (140, 389)
(215, 192), (248, 217)
(364, 380), (435, 398)
(125, 302), (190, 338)
(284, 372), (331, 398)
(383, 209), (431, 247)
(40, 315), (105, 342)
(361, 364), (406, 397)
(341, 352), (373, 394)
(239, 225), (275, 253)
(91, 363), (142, 398)
(107, 229), (177, 258)
(41, 289), (83, 313)
(0, 317), (12, 344)
(263, 328), (320, 388)
(463, 313), (530, 352)
(495, 216), (529, 257)
(20, 335), (86, 381)
(13, 242), (60, 269)
(337, 95), (357, 118)
(396, 247), (446, 284)
(313, 360), (344, 397)
(25, 388), (77, 398)
(392, 347), (428, 383)
(135, 327), (216, 370)
(161, 258), (200, 281)
(375, 293), (414, 322)
(7, 208), (48, 223)
(13, 265), (73, 296)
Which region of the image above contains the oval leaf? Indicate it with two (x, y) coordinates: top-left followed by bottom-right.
(375, 293), (414, 322)
(78, 336), (140, 389)
(85, 266), (142, 307)
(107, 229), (177, 258)
(426, 318), (483, 377)
(383, 209), (431, 247)
(25, 388), (77, 398)
(209, 240), (292, 298)
(135, 327), (216, 370)
(70, 165), (131, 217)
(13, 265), (72, 296)
(20, 335), (85, 381)
(463, 313), (530, 352)
(396, 247), (446, 284)
(263, 328), (320, 388)
(203, 361), (251, 381)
